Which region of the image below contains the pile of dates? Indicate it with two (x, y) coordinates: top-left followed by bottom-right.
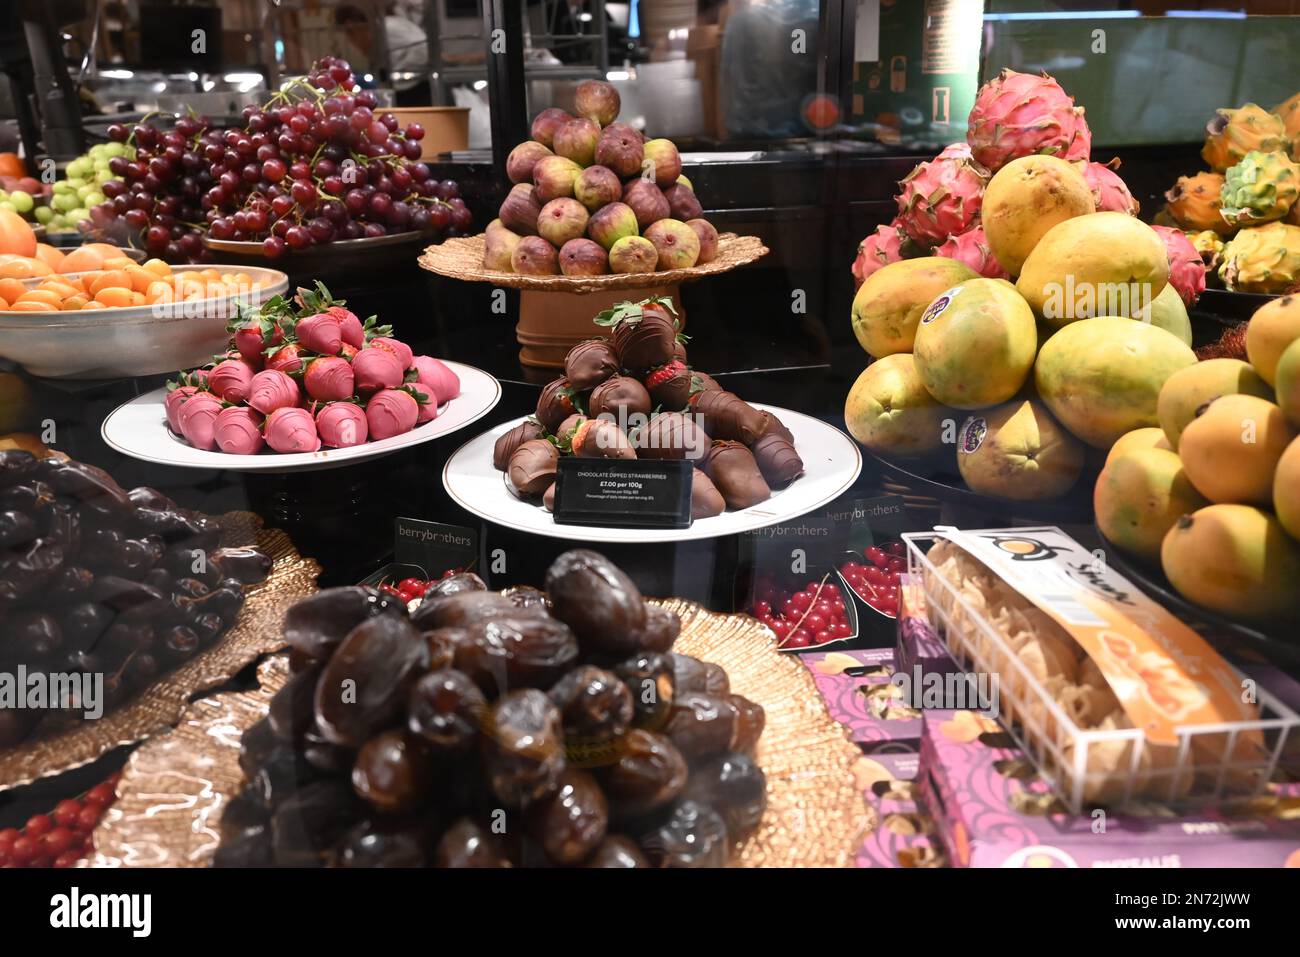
(217, 549), (767, 867)
(0, 449), (271, 746)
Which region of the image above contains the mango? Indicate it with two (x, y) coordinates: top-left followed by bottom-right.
(1274, 337), (1300, 427)
(1095, 448), (1208, 562)
(1142, 283), (1192, 346)
(844, 353), (951, 455)
(912, 278), (1037, 409)
(850, 257), (977, 358)
(982, 155), (1093, 276)
(956, 399), (1084, 500)
(1017, 213), (1170, 327)
(1178, 393), (1296, 505)
(1034, 317), (1197, 448)
(1106, 427), (1172, 466)
(1156, 358), (1274, 448)
(1245, 293), (1300, 385)
(1161, 504), (1300, 622)
(1274, 436), (1300, 539)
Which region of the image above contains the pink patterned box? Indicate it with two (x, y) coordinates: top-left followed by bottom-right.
(919, 710), (1300, 868)
(801, 648), (922, 752)
(855, 751), (941, 868)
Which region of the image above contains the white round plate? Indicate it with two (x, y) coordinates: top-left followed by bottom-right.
(443, 404), (863, 543)
(101, 361), (501, 473)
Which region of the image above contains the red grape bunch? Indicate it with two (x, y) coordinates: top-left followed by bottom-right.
(91, 57), (472, 262)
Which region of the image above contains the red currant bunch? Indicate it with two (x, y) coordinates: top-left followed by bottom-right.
(839, 540), (908, 618)
(749, 574), (854, 649)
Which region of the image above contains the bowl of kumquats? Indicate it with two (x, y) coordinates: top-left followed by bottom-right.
(0, 209), (288, 378)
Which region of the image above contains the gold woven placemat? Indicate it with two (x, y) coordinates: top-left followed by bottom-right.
(91, 599), (866, 868)
(418, 232), (769, 292)
(0, 512), (319, 791)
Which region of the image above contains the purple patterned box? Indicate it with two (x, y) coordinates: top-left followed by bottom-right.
(855, 751), (941, 868)
(801, 648), (922, 751)
(919, 710), (1300, 868)
(895, 578), (955, 686)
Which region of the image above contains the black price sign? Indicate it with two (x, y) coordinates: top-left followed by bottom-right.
(393, 517), (479, 578)
(553, 458), (693, 528)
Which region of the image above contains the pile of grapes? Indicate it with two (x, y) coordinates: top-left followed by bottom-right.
(89, 56), (471, 263)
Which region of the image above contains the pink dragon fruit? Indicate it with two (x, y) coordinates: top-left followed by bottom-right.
(934, 227), (1009, 280)
(1079, 159), (1139, 214)
(851, 224), (911, 288)
(894, 144), (989, 246)
(966, 69), (1091, 172)
(1152, 225), (1207, 306)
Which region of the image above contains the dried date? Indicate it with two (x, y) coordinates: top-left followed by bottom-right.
(314, 615), (428, 747)
(544, 549), (647, 655)
(481, 689), (565, 807)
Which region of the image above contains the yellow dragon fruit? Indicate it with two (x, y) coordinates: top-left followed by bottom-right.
(1165, 171), (1235, 236)
(1276, 91), (1300, 159)
(1220, 150), (1300, 226)
(966, 70), (1091, 173)
(1202, 103), (1287, 172)
(1187, 230), (1225, 272)
(1218, 221), (1300, 293)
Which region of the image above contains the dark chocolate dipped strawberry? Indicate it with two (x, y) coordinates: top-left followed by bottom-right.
(690, 371), (722, 395)
(543, 482), (556, 512)
(536, 377), (580, 433)
(588, 375), (651, 423)
(644, 360), (692, 410)
(507, 439), (560, 498)
(564, 340), (621, 392)
(493, 419), (546, 471)
(593, 297), (679, 372)
(672, 338), (688, 364)
(571, 419), (636, 460)
(690, 389), (766, 445)
(701, 440), (770, 510)
(632, 411), (710, 462)
(752, 410), (794, 446)
(751, 433), (804, 488)
(690, 469), (726, 519)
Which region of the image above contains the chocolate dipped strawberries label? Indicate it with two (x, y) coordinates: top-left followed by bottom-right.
(553, 458), (692, 528)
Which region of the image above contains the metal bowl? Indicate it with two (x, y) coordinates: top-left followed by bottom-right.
(0, 265), (289, 379)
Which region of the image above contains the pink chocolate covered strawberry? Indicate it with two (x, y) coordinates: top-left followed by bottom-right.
(295, 312), (344, 355)
(232, 315), (283, 362)
(177, 392), (223, 450)
(410, 356), (460, 404)
(412, 381), (440, 424)
(164, 385), (200, 434)
(214, 406), (265, 454)
(264, 407), (321, 453)
(352, 347), (405, 393)
(267, 343), (306, 376)
(328, 306), (365, 348)
(303, 356), (356, 402)
(366, 388), (419, 439)
(208, 358), (257, 404)
(370, 336), (414, 370)
(316, 402), (369, 447)
(247, 369), (301, 415)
